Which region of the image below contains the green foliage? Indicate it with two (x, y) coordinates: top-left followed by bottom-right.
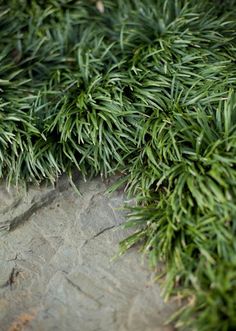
(1, 0), (236, 329)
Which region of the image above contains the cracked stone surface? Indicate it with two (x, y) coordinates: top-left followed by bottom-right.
(0, 177), (177, 331)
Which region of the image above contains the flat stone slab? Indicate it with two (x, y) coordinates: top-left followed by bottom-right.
(0, 178), (176, 331)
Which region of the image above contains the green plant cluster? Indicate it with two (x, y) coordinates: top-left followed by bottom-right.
(1, 0), (236, 330)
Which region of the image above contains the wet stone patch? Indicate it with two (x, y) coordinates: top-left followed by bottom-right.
(0, 177), (176, 331)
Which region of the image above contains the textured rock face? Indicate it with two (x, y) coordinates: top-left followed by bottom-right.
(0, 177), (176, 331)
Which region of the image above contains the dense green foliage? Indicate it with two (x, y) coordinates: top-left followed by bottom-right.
(1, 0), (236, 329)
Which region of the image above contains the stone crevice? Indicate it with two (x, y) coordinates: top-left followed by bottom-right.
(82, 225), (116, 247)
(0, 267), (21, 289)
(65, 276), (102, 307)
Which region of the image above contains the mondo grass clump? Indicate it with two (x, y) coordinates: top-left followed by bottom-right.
(1, 0), (236, 330)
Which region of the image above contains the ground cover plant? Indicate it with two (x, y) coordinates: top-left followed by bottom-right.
(1, 0), (236, 329)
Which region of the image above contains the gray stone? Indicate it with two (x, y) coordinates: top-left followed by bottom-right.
(0, 177), (177, 331)
(0, 174), (70, 233)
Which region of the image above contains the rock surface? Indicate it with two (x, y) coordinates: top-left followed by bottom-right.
(0, 177), (176, 331)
